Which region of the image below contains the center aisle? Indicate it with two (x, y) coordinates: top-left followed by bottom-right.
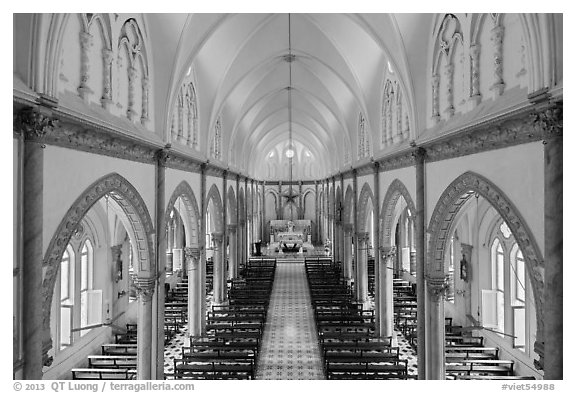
(256, 262), (325, 379)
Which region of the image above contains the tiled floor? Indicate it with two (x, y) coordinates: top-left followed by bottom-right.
(163, 268), (418, 379)
(255, 262), (325, 380)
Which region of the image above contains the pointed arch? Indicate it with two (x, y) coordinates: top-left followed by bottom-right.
(380, 179), (416, 248)
(427, 171), (544, 347)
(343, 185), (354, 225)
(41, 173), (155, 356)
(165, 181), (201, 247)
(227, 185), (237, 225)
(205, 184), (224, 233)
(356, 182), (375, 232)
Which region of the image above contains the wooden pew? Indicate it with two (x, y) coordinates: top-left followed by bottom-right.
(72, 368), (136, 380)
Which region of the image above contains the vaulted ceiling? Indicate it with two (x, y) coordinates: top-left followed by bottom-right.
(143, 14), (435, 178)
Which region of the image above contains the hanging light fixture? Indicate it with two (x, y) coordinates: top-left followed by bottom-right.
(283, 13), (298, 220)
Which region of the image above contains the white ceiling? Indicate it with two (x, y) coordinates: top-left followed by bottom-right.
(146, 13), (433, 177)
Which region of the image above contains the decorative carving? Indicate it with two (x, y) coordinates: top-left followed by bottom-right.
(426, 171), (544, 348)
(73, 223), (85, 239)
(78, 31), (93, 100)
(101, 48), (114, 109)
(444, 63), (455, 118)
(141, 76), (149, 125)
(14, 108), (57, 143)
(127, 66), (138, 121)
(155, 147), (171, 167)
(41, 173), (155, 359)
(357, 231), (370, 244)
(490, 24), (506, 96)
(135, 283), (155, 302)
(40, 116), (158, 164)
(469, 43), (481, 104)
(532, 103), (562, 142)
(432, 73), (440, 123)
(227, 224), (237, 234)
(380, 179), (416, 247)
(426, 275), (450, 302)
(423, 109), (541, 162)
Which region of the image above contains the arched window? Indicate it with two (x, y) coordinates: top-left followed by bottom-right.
(58, 245), (75, 350)
(80, 239), (94, 336)
(482, 219), (529, 352)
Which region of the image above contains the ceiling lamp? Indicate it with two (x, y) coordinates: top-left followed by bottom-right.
(282, 13), (298, 220)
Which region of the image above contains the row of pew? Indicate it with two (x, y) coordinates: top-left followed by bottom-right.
(392, 279), (535, 380)
(71, 278), (190, 380)
(306, 257), (408, 380)
(172, 258), (276, 380)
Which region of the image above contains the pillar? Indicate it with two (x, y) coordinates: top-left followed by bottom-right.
(228, 225), (238, 279)
(212, 232), (224, 304)
(186, 247), (201, 337)
(356, 232), (369, 303)
(425, 277), (448, 380)
(17, 108), (54, 379)
(78, 31), (93, 100)
(222, 172), (228, 302)
(352, 170), (358, 295)
(378, 247), (395, 338)
(136, 279), (155, 379)
(413, 146), (427, 379)
(262, 182), (266, 243)
(166, 219), (174, 273)
(314, 181), (319, 243)
(373, 163), (381, 331)
(153, 148), (168, 379)
(200, 164), (207, 334)
(343, 224), (353, 282)
(536, 104), (563, 379)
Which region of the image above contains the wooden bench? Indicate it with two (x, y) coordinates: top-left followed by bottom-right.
(101, 343), (137, 356)
(446, 359), (514, 376)
(87, 355), (137, 369)
(326, 358), (408, 380)
(72, 368), (136, 380)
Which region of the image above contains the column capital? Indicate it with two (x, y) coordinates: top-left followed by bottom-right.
(155, 146), (171, 167)
(426, 275), (450, 302)
(356, 231), (370, 243)
(14, 108), (58, 143)
(533, 103), (562, 141)
(135, 277), (155, 301)
(227, 224), (237, 233)
(379, 245), (397, 260)
(411, 145), (427, 163)
(211, 232), (224, 243)
(343, 224), (353, 234)
(184, 246), (201, 260)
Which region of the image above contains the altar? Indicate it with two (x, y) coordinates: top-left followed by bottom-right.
(268, 220), (314, 253)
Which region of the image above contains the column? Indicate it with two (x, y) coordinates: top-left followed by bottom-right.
(141, 76), (150, 126)
(460, 243), (473, 318)
(153, 148), (168, 379)
(413, 146), (427, 379)
(490, 24), (505, 96)
(352, 170), (358, 296)
(378, 247), (395, 338)
(536, 104), (563, 379)
(78, 31), (93, 100)
(186, 247), (201, 337)
(212, 233), (224, 304)
(425, 277), (448, 380)
(127, 66), (138, 121)
(373, 163), (381, 332)
(262, 182), (266, 243)
(200, 164), (207, 334)
(228, 225), (238, 280)
(136, 279), (155, 379)
(314, 181), (319, 243)
(166, 219), (174, 273)
(356, 232), (369, 303)
(101, 48), (114, 110)
(222, 173), (228, 302)
(17, 108), (53, 379)
(343, 224), (353, 282)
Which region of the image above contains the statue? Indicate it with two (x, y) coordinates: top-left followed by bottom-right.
(460, 252), (469, 282)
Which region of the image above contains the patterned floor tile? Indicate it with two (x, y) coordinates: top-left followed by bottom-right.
(256, 262), (325, 380)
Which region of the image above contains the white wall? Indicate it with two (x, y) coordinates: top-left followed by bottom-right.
(425, 142), (544, 253)
(42, 146), (156, 257)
